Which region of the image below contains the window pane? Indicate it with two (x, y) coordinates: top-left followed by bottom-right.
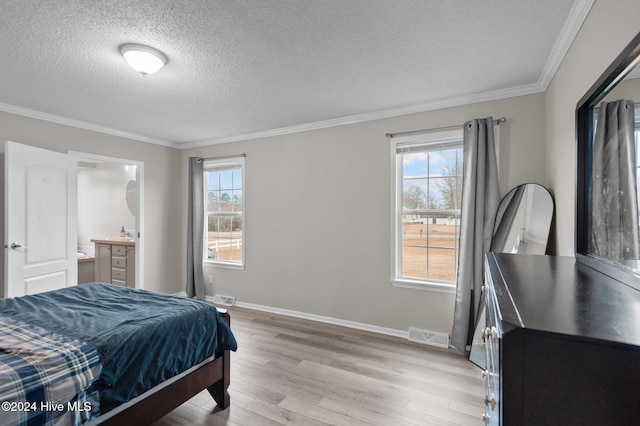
(218, 216), (232, 233)
(207, 172), (219, 191)
(232, 169), (242, 189)
(402, 215), (427, 248)
(229, 238), (242, 262)
(231, 215), (242, 233)
(207, 215), (237, 261)
(402, 151), (428, 178)
(427, 248), (457, 282)
(429, 177), (460, 210)
(219, 191), (232, 211)
(403, 179), (427, 210)
(207, 190), (219, 212)
(429, 148), (459, 176)
(402, 246), (426, 279)
(428, 216), (459, 249)
(219, 170), (234, 190)
(207, 215), (219, 233)
(232, 190), (242, 212)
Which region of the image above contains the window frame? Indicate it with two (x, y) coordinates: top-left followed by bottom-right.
(203, 156), (245, 269)
(390, 129), (464, 293)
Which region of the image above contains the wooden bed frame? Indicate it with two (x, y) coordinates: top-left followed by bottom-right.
(98, 311), (232, 425)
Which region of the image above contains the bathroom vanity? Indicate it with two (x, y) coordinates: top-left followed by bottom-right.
(91, 237), (136, 288)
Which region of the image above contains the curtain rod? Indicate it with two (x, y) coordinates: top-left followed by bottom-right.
(386, 117), (506, 138)
(196, 153), (246, 162)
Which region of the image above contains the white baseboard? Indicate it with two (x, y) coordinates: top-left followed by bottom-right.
(172, 291), (408, 340)
(234, 300), (408, 339)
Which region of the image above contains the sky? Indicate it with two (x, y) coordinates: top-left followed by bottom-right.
(402, 147), (462, 209)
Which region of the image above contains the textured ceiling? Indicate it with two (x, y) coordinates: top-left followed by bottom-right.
(0, 0), (590, 148)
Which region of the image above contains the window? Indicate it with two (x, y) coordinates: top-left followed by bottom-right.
(392, 129), (463, 290)
(204, 157), (244, 267)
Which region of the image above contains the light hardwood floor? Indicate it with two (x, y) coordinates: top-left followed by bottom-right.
(153, 307), (485, 426)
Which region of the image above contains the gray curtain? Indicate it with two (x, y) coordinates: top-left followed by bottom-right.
(451, 117), (500, 353)
(187, 157), (206, 299)
(490, 185), (526, 252)
(589, 100), (639, 260)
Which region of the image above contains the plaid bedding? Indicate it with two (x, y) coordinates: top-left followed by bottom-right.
(0, 316), (102, 426)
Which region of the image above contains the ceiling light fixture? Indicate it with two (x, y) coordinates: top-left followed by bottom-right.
(120, 43), (167, 76)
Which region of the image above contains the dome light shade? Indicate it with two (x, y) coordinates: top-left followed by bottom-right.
(120, 44), (167, 75)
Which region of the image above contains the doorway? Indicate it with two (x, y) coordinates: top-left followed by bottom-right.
(69, 152), (144, 289)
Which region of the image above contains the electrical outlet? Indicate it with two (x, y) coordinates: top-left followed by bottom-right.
(208, 275), (213, 284)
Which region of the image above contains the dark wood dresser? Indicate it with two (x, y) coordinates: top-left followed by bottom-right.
(482, 253), (640, 425)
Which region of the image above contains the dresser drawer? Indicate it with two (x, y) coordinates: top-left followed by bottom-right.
(112, 268), (127, 281)
(112, 256), (127, 268)
(112, 245), (127, 256)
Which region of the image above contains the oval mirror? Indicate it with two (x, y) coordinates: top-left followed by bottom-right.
(490, 184), (554, 254)
(469, 183), (554, 369)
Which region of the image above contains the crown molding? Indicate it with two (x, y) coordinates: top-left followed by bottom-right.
(179, 82), (546, 149)
(537, 0), (595, 90)
(0, 102), (179, 148)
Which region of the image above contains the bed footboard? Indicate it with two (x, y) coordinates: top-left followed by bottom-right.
(99, 351), (230, 425)
(207, 349), (231, 409)
(98, 310), (233, 424)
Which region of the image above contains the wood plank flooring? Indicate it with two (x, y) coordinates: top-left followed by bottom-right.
(152, 307), (485, 426)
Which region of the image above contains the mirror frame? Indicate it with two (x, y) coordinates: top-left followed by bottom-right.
(576, 30), (640, 290)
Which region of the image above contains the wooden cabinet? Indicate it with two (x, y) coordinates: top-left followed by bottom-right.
(94, 243), (112, 283)
(77, 257), (95, 284)
(92, 239), (135, 288)
(483, 253), (640, 425)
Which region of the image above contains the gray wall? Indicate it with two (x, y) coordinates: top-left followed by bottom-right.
(182, 93), (547, 334)
(0, 111), (183, 295)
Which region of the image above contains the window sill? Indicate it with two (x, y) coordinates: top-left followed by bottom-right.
(204, 260), (245, 270)
(392, 279), (456, 293)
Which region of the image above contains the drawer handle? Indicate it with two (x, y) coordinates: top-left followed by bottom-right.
(482, 413), (491, 423)
(485, 393), (497, 409)
(484, 327), (498, 339)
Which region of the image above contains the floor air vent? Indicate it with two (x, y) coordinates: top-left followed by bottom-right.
(212, 294), (236, 306)
(408, 327), (449, 348)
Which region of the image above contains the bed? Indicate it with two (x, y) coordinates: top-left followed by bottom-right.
(0, 283), (237, 425)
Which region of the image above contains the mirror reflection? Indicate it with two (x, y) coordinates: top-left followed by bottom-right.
(491, 184), (554, 255)
(468, 183), (554, 369)
(589, 64), (640, 267)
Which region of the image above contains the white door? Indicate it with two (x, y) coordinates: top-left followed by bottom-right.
(5, 141), (77, 297)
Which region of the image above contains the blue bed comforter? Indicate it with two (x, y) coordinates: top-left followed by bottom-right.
(0, 283), (237, 413)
